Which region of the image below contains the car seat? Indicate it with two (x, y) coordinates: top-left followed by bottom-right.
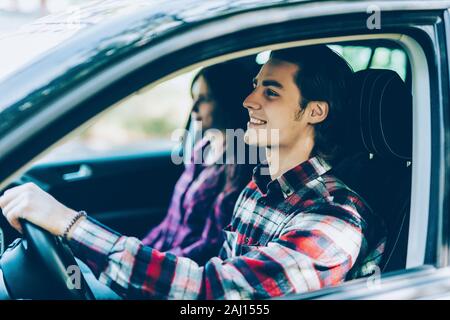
(333, 69), (413, 273)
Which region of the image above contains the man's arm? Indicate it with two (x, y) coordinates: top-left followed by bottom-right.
(68, 212), (365, 299)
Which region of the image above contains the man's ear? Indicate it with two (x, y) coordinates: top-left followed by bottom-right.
(307, 101), (329, 124)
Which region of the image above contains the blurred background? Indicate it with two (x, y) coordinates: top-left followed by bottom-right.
(0, 0), (408, 164)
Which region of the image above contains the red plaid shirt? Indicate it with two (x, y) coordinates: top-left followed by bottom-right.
(68, 156), (386, 299)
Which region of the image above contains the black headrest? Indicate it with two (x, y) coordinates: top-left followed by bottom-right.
(343, 69), (412, 161)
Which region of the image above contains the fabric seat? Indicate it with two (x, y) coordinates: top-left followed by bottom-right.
(333, 69), (413, 273)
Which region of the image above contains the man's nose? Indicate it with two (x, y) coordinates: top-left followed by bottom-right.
(243, 90), (261, 110)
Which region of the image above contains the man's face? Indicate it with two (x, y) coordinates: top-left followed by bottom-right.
(243, 58), (309, 148)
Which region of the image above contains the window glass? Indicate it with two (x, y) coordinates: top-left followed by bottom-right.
(371, 48), (407, 80)
(329, 44), (408, 80)
(37, 70), (196, 163)
(330, 45), (373, 71)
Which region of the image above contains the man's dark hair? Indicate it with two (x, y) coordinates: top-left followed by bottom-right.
(270, 45), (353, 163)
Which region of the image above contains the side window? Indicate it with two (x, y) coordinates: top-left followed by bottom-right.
(329, 44), (408, 81)
(256, 43), (409, 83)
(36, 70), (197, 163)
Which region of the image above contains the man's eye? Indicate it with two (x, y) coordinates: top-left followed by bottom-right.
(265, 89), (279, 97)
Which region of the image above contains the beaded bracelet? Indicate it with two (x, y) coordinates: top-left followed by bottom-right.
(63, 210), (87, 240)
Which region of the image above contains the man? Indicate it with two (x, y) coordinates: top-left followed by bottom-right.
(0, 45), (385, 299)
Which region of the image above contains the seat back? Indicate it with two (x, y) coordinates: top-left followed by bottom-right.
(334, 69), (412, 273)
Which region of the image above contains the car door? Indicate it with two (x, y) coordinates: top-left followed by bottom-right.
(285, 265), (450, 299)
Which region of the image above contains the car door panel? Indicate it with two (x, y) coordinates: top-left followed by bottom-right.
(284, 265), (450, 300)
(0, 150), (184, 246)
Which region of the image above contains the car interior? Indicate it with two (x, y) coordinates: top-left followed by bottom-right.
(0, 38), (414, 298)
(335, 67), (412, 274)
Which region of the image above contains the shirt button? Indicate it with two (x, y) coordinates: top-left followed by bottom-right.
(245, 237), (250, 243)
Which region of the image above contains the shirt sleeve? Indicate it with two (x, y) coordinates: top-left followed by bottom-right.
(68, 212), (365, 299)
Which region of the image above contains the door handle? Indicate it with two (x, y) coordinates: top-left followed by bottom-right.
(62, 164), (92, 182)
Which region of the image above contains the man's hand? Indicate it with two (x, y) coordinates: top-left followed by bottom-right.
(0, 182), (78, 236)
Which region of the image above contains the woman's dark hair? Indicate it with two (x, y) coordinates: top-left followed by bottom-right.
(191, 57), (260, 188)
(270, 45), (354, 163)
(191, 57), (257, 131)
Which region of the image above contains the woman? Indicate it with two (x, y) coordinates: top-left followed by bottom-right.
(141, 58), (257, 265)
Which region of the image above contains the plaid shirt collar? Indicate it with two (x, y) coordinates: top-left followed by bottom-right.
(252, 156), (332, 199)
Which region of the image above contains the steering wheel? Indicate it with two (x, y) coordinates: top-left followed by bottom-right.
(0, 220), (95, 300)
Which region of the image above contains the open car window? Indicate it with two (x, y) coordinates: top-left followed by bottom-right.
(34, 70), (196, 163)
(34, 41), (409, 164)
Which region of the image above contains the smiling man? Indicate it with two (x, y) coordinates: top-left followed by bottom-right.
(0, 45), (386, 299)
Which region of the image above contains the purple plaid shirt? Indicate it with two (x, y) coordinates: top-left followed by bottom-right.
(68, 156), (386, 299)
(141, 138), (246, 265)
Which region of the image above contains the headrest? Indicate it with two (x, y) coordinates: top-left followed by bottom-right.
(344, 69), (412, 161)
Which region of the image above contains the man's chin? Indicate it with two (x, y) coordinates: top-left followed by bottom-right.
(244, 132), (268, 147)
(244, 127), (279, 147)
